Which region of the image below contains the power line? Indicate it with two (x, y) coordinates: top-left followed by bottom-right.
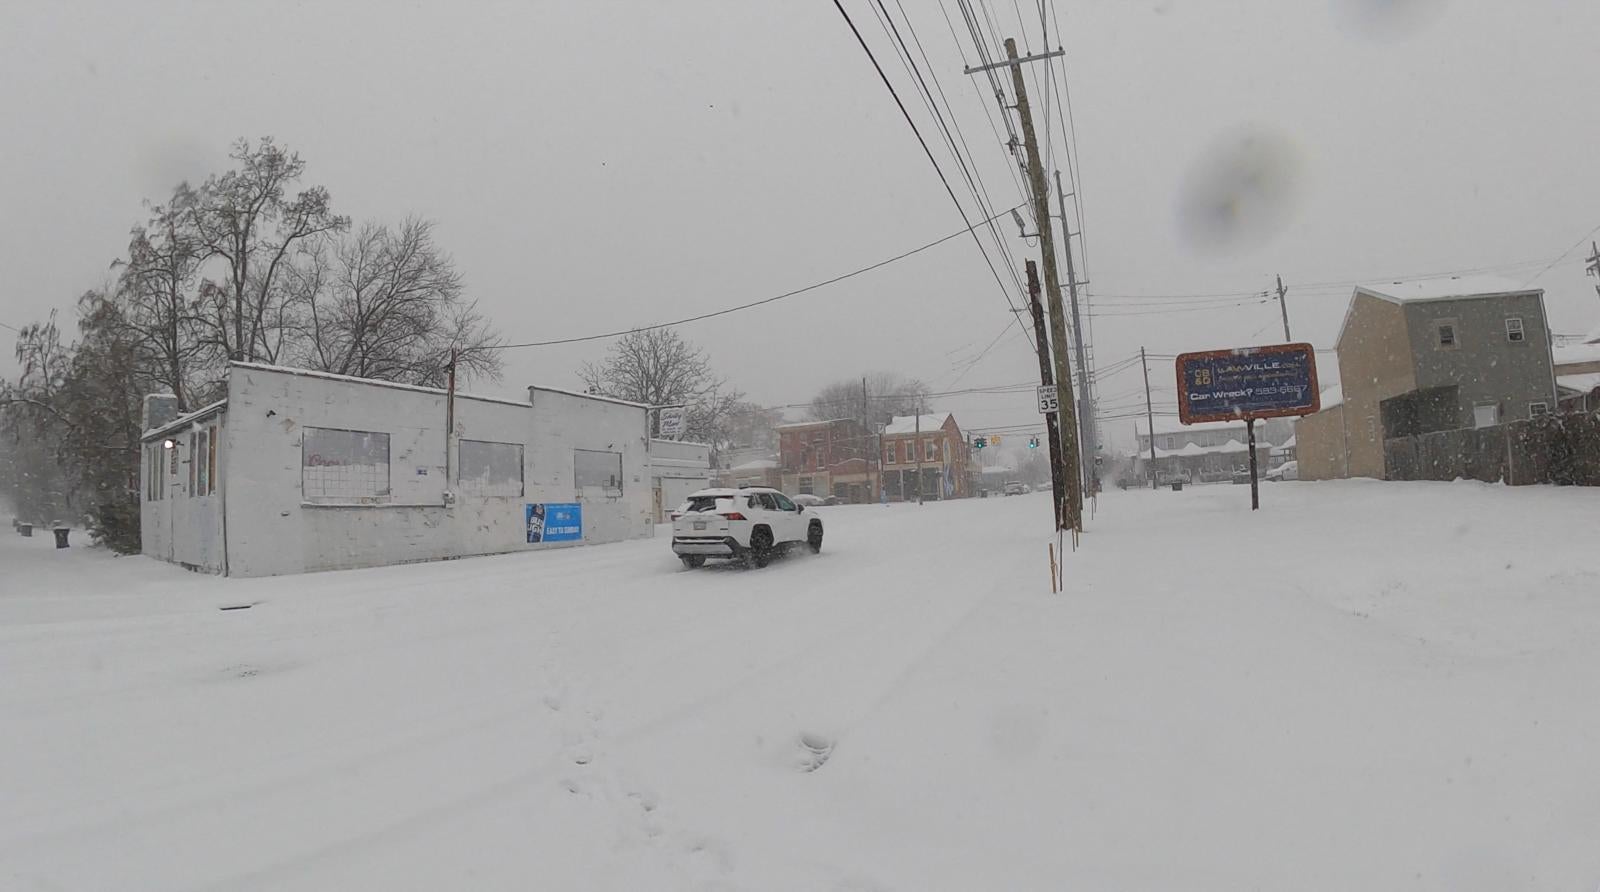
(873, 0), (1030, 311)
(1523, 221), (1600, 287)
(489, 203), (1020, 350)
(832, 0), (1037, 354)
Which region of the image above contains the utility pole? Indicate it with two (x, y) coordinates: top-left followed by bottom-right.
(862, 375), (872, 503)
(444, 348), (459, 504)
(1056, 169), (1095, 497)
(1000, 37), (1082, 531)
(1275, 274), (1292, 342)
(1585, 241), (1600, 301)
(1141, 346), (1157, 490)
(1026, 261), (1067, 529)
(914, 395), (924, 506)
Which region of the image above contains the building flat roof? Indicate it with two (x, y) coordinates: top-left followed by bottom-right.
(884, 414), (951, 435)
(1355, 275), (1540, 304)
(142, 399), (229, 441)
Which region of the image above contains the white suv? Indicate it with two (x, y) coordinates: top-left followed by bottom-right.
(671, 487), (824, 569)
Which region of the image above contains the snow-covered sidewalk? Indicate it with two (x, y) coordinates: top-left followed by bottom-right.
(3, 480), (1598, 890)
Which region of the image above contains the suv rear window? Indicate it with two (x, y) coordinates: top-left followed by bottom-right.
(683, 495), (728, 513)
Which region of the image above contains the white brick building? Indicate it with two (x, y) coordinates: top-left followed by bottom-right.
(140, 362), (656, 577)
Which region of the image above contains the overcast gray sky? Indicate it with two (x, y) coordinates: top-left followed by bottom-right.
(4, 0), (1598, 453)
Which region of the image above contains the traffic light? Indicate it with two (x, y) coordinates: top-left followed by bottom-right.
(1027, 437), (1039, 449)
(973, 436), (987, 449)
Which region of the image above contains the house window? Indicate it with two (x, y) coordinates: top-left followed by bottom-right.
(459, 439), (524, 498)
(798, 476), (813, 494)
(1366, 416), (1377, 442)
(302, 427), (392, 502)
(884, 446), (895, 466)
(574, 448), (624, 491)
(1436, 320), (1458, 349)
(188, 432), (198, 494)
(925, 439), (939, 462)
(1505, 317), (1525, 342)
(207, 426), (218, 495)
(1529, 402), (1550, 417)
(196, 430), (209, 496)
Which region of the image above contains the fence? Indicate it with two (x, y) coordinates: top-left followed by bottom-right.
(1384, 411), (1600, 486)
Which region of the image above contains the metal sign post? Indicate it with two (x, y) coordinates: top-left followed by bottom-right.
(1174, 343), (1320, 511)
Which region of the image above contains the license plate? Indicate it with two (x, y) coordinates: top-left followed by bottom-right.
(693, 521), (707, 530)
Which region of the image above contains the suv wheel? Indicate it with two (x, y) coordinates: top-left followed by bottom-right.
(746, 528), (773, 568)
(807, 523), (823, 554)
(680, 554), (705, 569)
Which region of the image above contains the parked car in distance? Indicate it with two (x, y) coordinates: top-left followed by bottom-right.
(1004, 481), (1028, 496)
(791, 493), (827, 507)
(1231, 466), (1254, 485)
(1266, 460), (1299, 482)
(670, 487), (823, 569)
(1155, 469), (1191, 487)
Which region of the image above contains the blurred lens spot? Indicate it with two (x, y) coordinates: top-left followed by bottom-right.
(1177, 126), (1303, 254)
(1333, 0), (1446, 40)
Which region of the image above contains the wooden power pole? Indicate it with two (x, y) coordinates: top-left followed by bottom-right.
(1141, 346), (1157, 490)
(1000, 37), (1082, 530)
(1275, 274), (1292, 342)
(1056, 169), (1094, 497)
(1026, 261), (1068, 529)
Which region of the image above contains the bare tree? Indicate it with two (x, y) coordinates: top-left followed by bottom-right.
(808, 372), (930, 429)
(187, 138), (348, 363)
(117, 199), (210, 409)
(578, 329), (738, 438)
(295, 219), (501, 387)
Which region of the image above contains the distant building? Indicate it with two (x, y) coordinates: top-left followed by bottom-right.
(1133, 418), (1290, 484)
(776, 418), (876, 503)
(140, 362), (655, 577)
(879, 413), (971, 501)
(1553, 334), (1600, 413)
(1295, 276), (1558, 479)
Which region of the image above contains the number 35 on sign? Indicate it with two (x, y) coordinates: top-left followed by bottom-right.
(1036, 385), (1059, 415)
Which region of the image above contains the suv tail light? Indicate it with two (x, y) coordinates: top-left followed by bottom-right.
(720, 512), (747, 521)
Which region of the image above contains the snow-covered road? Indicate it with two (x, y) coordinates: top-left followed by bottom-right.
(4, 480), (1599, 890)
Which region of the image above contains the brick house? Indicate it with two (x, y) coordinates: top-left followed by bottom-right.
(776, 418), (876, 503)
(879, 413), (971, 501)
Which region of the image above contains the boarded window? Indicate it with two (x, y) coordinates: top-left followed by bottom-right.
(1436, 321), (1457, 348)
(574, 449), (623, 491)
(302, 427), (391, 502)
(196, 430), (209, 496)
(208, 425), (218, 495)
(1529, 402), (1550, 417)
(458, 439), (524, 498)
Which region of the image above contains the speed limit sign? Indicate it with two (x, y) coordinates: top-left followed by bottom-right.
(1036, 385), (1059, 415)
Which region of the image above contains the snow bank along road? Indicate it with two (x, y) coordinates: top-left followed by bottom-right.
(3, 480), (1599, 890)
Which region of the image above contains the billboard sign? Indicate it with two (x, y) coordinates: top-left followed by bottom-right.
(526, 503), (583, 543)
(1175, 343), (1320, 424)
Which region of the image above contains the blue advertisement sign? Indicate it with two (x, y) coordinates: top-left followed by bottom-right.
(1176, 343), (1321, 424)
(526, 503), (582, 543)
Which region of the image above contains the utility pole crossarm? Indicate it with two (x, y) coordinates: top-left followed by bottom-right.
(963, 47), (1065, 75)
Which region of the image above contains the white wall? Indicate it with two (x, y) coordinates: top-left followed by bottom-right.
(218, 364), (651, 577)
(140, 408), (227, 574)
(648, 439), (712, 520)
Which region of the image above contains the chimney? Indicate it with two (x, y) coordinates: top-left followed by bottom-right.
(142, 394), (180, 432)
